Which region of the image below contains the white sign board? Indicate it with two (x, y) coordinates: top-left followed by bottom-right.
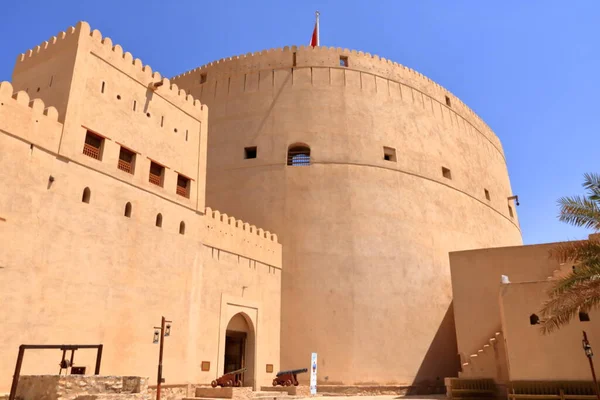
(310, 352), (317, 395)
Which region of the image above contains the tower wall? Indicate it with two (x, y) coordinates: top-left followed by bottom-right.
(172, 46), (523, 385)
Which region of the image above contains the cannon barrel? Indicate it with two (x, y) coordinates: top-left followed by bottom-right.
(276, 368), (308, 376)
(226, 367), (247, 375)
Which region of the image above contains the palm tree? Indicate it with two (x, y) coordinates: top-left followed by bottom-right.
(540, 173), (600, 334)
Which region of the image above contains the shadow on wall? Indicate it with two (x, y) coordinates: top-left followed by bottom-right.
(408, 302), (459, 395)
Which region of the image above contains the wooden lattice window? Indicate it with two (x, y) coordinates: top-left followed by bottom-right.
(83, 131), (104, 160)
(149, 162), (164, 187)
(287, 144), (311, 166)
(176, 174), (190, 198)
(118, 147), (136, 174)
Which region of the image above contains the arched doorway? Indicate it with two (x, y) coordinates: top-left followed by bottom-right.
(224, 313), (255, 387)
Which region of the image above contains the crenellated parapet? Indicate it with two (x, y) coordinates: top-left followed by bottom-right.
(171, 45), (500, 152)
(0, 81), (62, 151)
(202, 207), (281, 268)
(15, 21), (207, 120)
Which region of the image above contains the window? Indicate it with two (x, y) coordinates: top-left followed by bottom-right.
(161, 116), (164, 127)
(244, 146), (257, 159)
(292, 52), (297, 67)
(124, 202), (132, 218)
(132, 100), (137, 111)
(118, 147), (136, 174)
(484, 189), (490, 201)
(287, 144), (311, 166)
(186, 129), (189, 141)
(176, 174), (190, 198)
(155, 213), (163, 228)
(579, 312), (590, 322)
(200, 73), (207, 84)
(149, 162), (165, 187)
(445, 96), (451, 107)
(508, 205), (514, 218)
(179, 221), (186, 235)
(81, 187), (91, 204)
(529, 314), (540, 325)
(339, 56), (349, 67)
(83, 131), (104, 160)
(383, 147), (396, 162)
(442, 167), (452, 180)
(101, 81), (105, 93)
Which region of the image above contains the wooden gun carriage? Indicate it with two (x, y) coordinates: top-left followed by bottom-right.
(211, 367), (246, 388)
(272, 368), (308, 386)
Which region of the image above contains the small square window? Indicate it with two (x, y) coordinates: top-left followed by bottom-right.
(442, 167), (452, 180)
(579, 312), (590, 322)
(177, 174), (190, 198)
(201, 361), (210, 372)
(383, 147), (396, 162)
(244, 146), (257, 159)
(118, 147), (136, 174)
(508, 205), (514, 218)
(83, 131), (104, 161)
(484, 189), (490, 201)
(266, 364), (274, 373)
(200, 73), (207, 84)
(445, 96), (451, 107)
(340, 56), (349, 67)
(149, 161), (165, 187)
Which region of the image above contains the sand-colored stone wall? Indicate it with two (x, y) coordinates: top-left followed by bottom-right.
(450, 243), (561, 363)
(0, 24), (282, 392)
(500, 281), (600, 380)
(172, 47), (523, 385)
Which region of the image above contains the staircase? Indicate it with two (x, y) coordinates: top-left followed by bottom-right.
(459, 331), (508, 382)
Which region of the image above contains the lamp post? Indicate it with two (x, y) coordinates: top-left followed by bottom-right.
(153, 316), (172, 400)
(583, 331), (600, 400)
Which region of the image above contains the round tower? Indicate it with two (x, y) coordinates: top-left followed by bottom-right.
(172, 46), (522, 385)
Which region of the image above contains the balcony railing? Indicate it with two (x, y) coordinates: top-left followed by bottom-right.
(176, 185), (189, 198)
(118, 159), (133, 174)
(149, 173), (162, 186)
(83, 143), (101, 160)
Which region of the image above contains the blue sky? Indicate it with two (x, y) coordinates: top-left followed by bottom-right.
(1, 1), (598, 245)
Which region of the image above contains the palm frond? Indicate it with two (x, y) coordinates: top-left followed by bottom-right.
(583, 172), (600, 202)
(557, 195), (600, 230)
(547, 260), (600, 296)
(540, 277), (600, 334)
(549, 239), (600, 264)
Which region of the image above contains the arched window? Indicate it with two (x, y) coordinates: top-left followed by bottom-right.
(179, 221), (186, 235)
(529, 314), (540, 325)
(155, 213), (163, 228)
(82, 187), (91, 204)
(124, 202), (132, 218)
(287, 144), (311, 166)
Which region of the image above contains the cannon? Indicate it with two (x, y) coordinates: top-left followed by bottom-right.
(211, 368), (246, 388)
(272, 368), (308, 387)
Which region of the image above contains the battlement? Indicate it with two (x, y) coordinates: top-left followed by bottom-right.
(202, 207), (280, 268)
(15, 21), (206, 120)
(0, 81), (59, 120)
(171, 45), (494, 140)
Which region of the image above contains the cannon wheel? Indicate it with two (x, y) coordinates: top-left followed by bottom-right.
(211, 380), (218, 388)
(272, 379), (278, 387)
(294, 381), (299, 386)
(235, 380), (242, 387)
(285, 380), (292, 387)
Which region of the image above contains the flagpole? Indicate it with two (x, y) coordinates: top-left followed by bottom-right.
(316, 11), (320, 46)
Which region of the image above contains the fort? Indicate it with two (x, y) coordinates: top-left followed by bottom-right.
(0, 20), (597, 399)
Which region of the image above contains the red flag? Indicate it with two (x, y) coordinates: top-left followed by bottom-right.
(310, 22), (318, 47)
(310, 11), (320, 47)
